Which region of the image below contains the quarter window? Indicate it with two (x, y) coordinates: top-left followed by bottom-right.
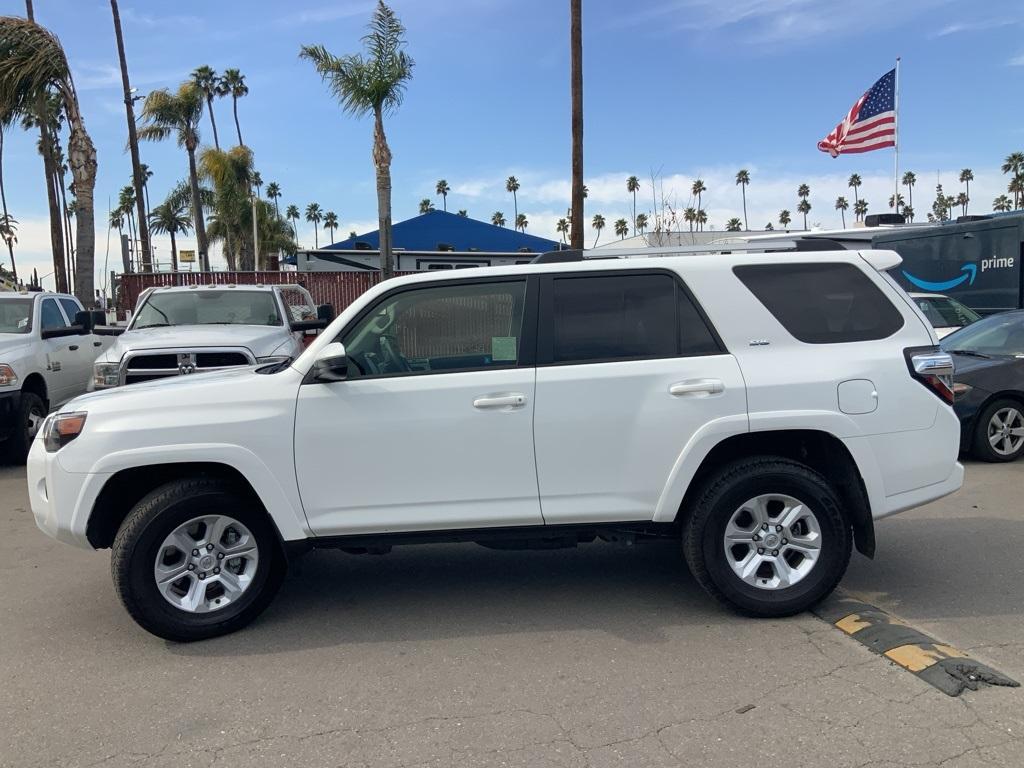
(734, 263), (905, 344)
(342, 280), (527, 377)
(544, 273), (722, 364)
(40, 299), (68, 331)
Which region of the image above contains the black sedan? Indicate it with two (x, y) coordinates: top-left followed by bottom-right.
(941, 310), (1024, 462)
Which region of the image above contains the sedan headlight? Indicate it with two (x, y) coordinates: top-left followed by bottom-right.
(93, 362), (121, 389)
(0, 364), (16, 387)
(43, 412), (87, 452)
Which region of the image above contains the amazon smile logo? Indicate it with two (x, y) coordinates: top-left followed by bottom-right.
(902, 255), (1016, 292)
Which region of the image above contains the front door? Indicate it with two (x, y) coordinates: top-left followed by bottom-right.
(294, 277), (543, 536)
(532, 270), (748, 524)
(37, 298), (78, 405)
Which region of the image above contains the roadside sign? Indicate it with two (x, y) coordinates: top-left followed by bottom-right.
(179, 250), (196, 264)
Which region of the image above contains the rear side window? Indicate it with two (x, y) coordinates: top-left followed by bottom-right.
(734, 263), (904, 344)
(58, 298), (82, 324)
(543, 272), (722, 364)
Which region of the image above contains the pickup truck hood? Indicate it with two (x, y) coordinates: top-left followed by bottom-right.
(0, 335), (33, 361)
(98, 324), (290, 364)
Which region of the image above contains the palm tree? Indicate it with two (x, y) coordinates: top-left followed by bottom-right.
(959, 168), (973, 214)
(0, 213), (16, 277)
(903, 206), (914, 222)
(505, 175), (520, 224)
(491, 211), (505, 227)
(691, 179), (706, 228)
(735, 169), (750, 230)
(725, 217), (742, 232)
(138, 83), (209, 269)
(945, 195), (957, 219)
(797, 184), (811, 229)
(118, 185), (137, 258)
(765, 222), (774, 231)
(218, 68), (247, 146)
(696, 209), (708, 231)
(634, 212), (648, 234)
(323, 211), (338, 243)
(418, 198), (434, 214)
(556, 217), (569, 243)
(190, 65), (220, 149)
(570, 0), (583, 249)
(265, 182), (281, 217)
(888, 192), (904, 211)
(515, 213), (528, 232)
(199, 145), (256, 270)
(614, 218), (629, 239)
(626, 175), (640, 232)
(902, 171), (916, 211)
(854, 199), (868, 221)
(834, 196), (849, 228)
(300, 2), (414, 278)
(148, 198), (192, 271)
(285, 204), (300, 243)
(847, 173), (862, 208)
(955, 192), (968, 216)
(0, 107), (17, 279)
(591, 213), (605, 247)
(251, 170), (262, 198)
(0, 15), (97, 301)
(683, 206), (696, 233)
(1009, 176), (1024, 210)
(779, 209), (792, 229)
(435, 178), (449, 211)
(993, 195), (1013, 212)
(305, 202), (323, 247)
(1002, 152), (1024, 207)
(456, 209), (467, 217)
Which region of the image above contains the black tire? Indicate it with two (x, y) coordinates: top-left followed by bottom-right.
(1, 391), (46, 464)
(971, 398), (1024, 463)
(111, 478), (286, 642)
(682, 457), (852, 618)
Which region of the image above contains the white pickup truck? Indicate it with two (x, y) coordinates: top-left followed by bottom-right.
(92, 283), (332, 389)
(0, 290), (109, 461)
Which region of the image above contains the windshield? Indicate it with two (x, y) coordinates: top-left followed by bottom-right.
(941, 312), (1024, 356)
(914, 296), (981, 328)
(0, 299), (32, 334)
(132, 290), (282, 329)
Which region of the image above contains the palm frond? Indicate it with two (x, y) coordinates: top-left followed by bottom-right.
(0, 16), (72, 119)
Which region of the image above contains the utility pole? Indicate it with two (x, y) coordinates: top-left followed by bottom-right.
(110, 0), (151, 271)
(569, 0), (584, 250)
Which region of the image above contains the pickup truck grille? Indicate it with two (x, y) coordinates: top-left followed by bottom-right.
(122, 349), (254, 385)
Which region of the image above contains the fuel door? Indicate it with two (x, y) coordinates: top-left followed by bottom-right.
(838, 379), (878, 415)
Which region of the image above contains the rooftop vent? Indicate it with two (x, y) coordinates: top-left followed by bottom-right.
(353, 241), (373, 250)
(864, 213), (905, 227)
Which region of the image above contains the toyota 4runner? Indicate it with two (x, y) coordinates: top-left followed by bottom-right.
(28, 245), (963, 640)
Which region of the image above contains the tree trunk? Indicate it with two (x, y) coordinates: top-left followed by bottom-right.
(569, 0), (584, 250)
(373, 107), (394, 278)
(57, 165), (75, 284)
(186, 143), (209, 270)
(111, 0), (151, 272)
(169, 229), (178, 271)
(225, 230), (236, 272)
(741, 186), (747, 230)
(0, 131), (16, 280)
(313, 222), (319, 248)
(207, 95), (220, 149)
(233, 97), (243, 146)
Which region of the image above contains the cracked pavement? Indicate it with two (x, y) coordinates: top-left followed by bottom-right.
(1, 461), (1021, 767)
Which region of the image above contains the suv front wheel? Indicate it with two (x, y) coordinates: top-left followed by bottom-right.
(683, 457), (851, 617)
(111, 478), (286, 641)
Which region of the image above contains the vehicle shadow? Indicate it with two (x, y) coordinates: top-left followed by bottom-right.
(166, 539), (745, 656)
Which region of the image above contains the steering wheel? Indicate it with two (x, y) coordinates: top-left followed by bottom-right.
(379, 335), (411, 373)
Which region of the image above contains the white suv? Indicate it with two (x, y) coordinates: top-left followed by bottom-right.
(27, 246), (963, 640)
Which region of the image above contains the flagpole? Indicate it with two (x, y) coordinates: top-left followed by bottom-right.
(894, 57), (901, 214)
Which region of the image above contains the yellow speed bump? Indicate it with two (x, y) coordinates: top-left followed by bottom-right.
(884, 643), (968, 673)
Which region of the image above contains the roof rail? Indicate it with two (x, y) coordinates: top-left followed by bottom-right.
(533, 240), (814, 264)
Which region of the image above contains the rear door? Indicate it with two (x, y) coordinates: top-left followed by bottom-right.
(532, 270), (747, 524)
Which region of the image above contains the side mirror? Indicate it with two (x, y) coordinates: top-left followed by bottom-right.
(41, 326), (82, 339)
(290, 318), (328, 332)
(312, 341), (348, 382)
(317, 304), (335, 323)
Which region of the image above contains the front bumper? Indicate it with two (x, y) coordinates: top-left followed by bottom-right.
(26, 437), (100, 550)
(0, 389), (21, 442)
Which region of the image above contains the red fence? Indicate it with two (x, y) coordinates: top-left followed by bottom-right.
(117, 271), (414, 315)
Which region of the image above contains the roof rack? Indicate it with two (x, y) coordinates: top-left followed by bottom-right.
(532, 239), (817, 264)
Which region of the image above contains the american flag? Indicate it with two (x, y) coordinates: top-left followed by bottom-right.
(817, 68), (896, 157)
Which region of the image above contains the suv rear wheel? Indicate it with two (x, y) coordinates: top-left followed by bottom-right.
(683, 457), (851, 617)
(111, 478), (286, 641)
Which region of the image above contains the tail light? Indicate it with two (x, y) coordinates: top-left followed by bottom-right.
(904, 346), (955, 404)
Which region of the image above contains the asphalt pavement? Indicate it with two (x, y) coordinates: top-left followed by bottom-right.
(1, 460), (1022, 768)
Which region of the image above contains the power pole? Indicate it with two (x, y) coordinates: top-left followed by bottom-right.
(110, 0), (151, 271)
(569, 0), (584, 250)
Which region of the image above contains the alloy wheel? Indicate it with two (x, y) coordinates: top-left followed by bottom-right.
(987, 407), (1024, 457)
(723, 494), (822, 590)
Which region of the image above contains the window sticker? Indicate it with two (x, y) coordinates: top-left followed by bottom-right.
(491, 336), (517, 361)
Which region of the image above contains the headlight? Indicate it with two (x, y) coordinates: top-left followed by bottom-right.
(93, 362), (120, 389)
(43, 412), (87, 452)
(256, 355), (291, 365)
(0, 364), (16, 387)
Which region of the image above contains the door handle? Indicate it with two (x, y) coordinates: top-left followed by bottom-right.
(669, 379), (724, 397)
(473, 393), (527, 410)
(69, 345), (79, 351)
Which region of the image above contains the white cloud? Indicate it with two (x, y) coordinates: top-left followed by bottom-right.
(276, 3), (375, 27)
(934, 18), (1016, 37)
(1009, 53), (1024, 67)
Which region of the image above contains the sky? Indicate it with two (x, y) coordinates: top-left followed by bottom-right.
(2, 0), (1023, 291)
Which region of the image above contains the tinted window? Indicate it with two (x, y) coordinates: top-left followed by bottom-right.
(546, 273), (721, 364)
(343, 280), (527, 377)
(913, 296), (980, 328)
(40, 299), (68, 331)
(734, 263), (904, 344)
(59, 298), (82, 325)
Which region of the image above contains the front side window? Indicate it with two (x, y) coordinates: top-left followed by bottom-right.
(734, 263), (905, 344)
(132, 290), (282, 329)
(40, 299), (68, 331)
(342, 280), (527, 377)
(0, 299), (32, 334)
(543, 273), (721, 364)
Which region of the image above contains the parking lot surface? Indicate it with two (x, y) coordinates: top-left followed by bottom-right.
(2, 461), (1022, 768)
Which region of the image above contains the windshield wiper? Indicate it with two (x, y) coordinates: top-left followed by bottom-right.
(948, 349), (991, 359)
